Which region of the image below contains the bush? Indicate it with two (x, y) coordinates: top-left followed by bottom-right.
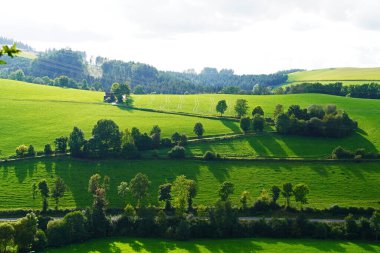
(331, 146), (354, 159)
(179, 134), (188, 146)
(175, 219), (190, 240)
(28, 145), (36, 157)
(47, 220), (67, 247)
(32, 229), (47, 252)
(240, 117), (251, 133)
(168, 146), (186, 159)
(16, 144), (28, 157)
(203, 151), (220, 160)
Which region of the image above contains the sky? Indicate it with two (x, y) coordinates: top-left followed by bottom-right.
(2, 0), (380, 74)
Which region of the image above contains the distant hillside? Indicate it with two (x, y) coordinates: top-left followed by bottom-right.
(286, 67), (380, 85)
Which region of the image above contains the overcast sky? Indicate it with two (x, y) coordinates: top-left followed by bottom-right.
(2, 0), (380, 74)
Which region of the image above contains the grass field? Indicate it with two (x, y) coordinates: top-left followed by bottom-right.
(1, 79), (380, 158)
(0, 79), (238, 157)
(287, 67), (380, 83)
(43, 237), (380, 253)
(1, 157), (379, 210)
(133, 93), (380, 155)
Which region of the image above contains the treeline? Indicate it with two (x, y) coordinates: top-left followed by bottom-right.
(0, 37), (34, 51)
(1, 173), (379, 252)
(275, 82), (380, 99)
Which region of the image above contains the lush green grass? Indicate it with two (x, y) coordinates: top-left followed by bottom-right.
(1, 157), (379, 210)
(43, 237), (380, 253)
(287, 67), (380, 83)
(133, 93), (380, 155)
(0, 79), (238, 156)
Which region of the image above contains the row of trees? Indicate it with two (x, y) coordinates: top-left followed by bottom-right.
(275, 82), (380, 99)
(274, 104), (358, 138)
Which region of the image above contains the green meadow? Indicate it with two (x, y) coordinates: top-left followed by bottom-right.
(1, 79), (379, 158)
(287, 67), (380, 83)
(43, 237), (380, 253)
(1, 157), (379, 210)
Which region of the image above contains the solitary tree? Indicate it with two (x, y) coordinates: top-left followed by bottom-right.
(0, 223), (15, 253)
(293, 183), (309, 209)
(270, 185), (281, 204)
(240, 117), (251, 133)
(218, 181), (235, 201)
(282, 182), (293, 208)
(216, 100), (228, 116)
(193, 122), (204, 138)
(130, 173), (151, 207)
(158, 183), (172, 211)
(38, 180), (50, 212)
(234, 99), (249, 118)
(52, 177), (66, 210)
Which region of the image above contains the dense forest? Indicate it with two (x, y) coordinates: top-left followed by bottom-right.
(0, 38), (292, 93)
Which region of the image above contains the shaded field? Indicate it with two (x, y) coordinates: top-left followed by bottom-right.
(287, 67), (380, 83)
(0, 157), (379, 210)
(43, 237), (380, 253)
(0, 79), (239, 157)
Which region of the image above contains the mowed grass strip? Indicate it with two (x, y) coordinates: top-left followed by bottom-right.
(0, 157), (379, 210)
(43, 237), (380, 253)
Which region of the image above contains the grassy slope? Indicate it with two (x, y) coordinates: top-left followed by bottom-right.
(0, 79), (238, 156)
(286, 67), (380, 84)
(1, 157), (379, 210)
(133, 93), (380, 156)
(43, 237), (380, 253)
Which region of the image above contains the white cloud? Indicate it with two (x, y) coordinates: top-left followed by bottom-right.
(1, 0), (380, 74)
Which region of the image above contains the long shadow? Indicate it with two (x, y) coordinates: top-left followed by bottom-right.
(246, 134), (287, 157)
(220, 119), (241, 133)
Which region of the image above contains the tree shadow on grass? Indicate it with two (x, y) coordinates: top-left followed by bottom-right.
(220, 119), (241, 133)
(246, 134), (288, 157)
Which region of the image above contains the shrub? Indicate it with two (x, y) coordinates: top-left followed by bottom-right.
(179, 134), (188, 146)
(203, 151), (220, 160)
(27, 145), (36, 157)
(32, 229), (47, 252)
(240, 117), (251, 133)
(16, 144), (28, 157)
(331, 146), (354, 159)
(168, 146), (186, 159)
(46, 220), (67, 247)
(122, 143), (140, 159)
(175, 219), (190, 240)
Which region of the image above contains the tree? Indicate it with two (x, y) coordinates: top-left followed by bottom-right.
(193, 122), (204, 138)
(92, 119), (122, 156)
(293, 183), (309, 209)
(252, 114), (265, 132)
(158, 183), (172, 211)
(150, 125), (161, 148)
(172, 175), (189, 216)
(234, 99), (249, 118)
(171, 132), (181, 144)
(216, 100), (228, 116)
(0, 44), (20, 64)
(13, 213), (38, 253)
(282, 182), (293, 208)
(38, 180), (50, 212)
(252, 106), (264, 116)
(54, 136), (68, 153)
(275, 113), (291, 134)
(168, 145), (186, 159)
(32, 183), (38, 200)
(0, 223), (15, 253)
(130, 173), (150, 207)
(52, 177), (66, 210)
(240, 117), (251, 133)
(44, 144), (53, 155)
(69, 127), (85, 157)
(274, 104), (284, 119)
(117, 181), (130, 206)
(9, 69), (25, 81)
(370, 211), (380, 241)
(271, 185), (281, 204)
(218, 181), (234, 201)
(240, 191), (251, 210)
(27, 145), (36, 157)
(15, 144), (28, 157)
(111, 82), (131, 103)
(187, 180), (197, 211)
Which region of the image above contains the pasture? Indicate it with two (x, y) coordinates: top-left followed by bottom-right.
(0, 157), (379, 210)
(287, 67), (380, 83)
(43, 237), (380, 253)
